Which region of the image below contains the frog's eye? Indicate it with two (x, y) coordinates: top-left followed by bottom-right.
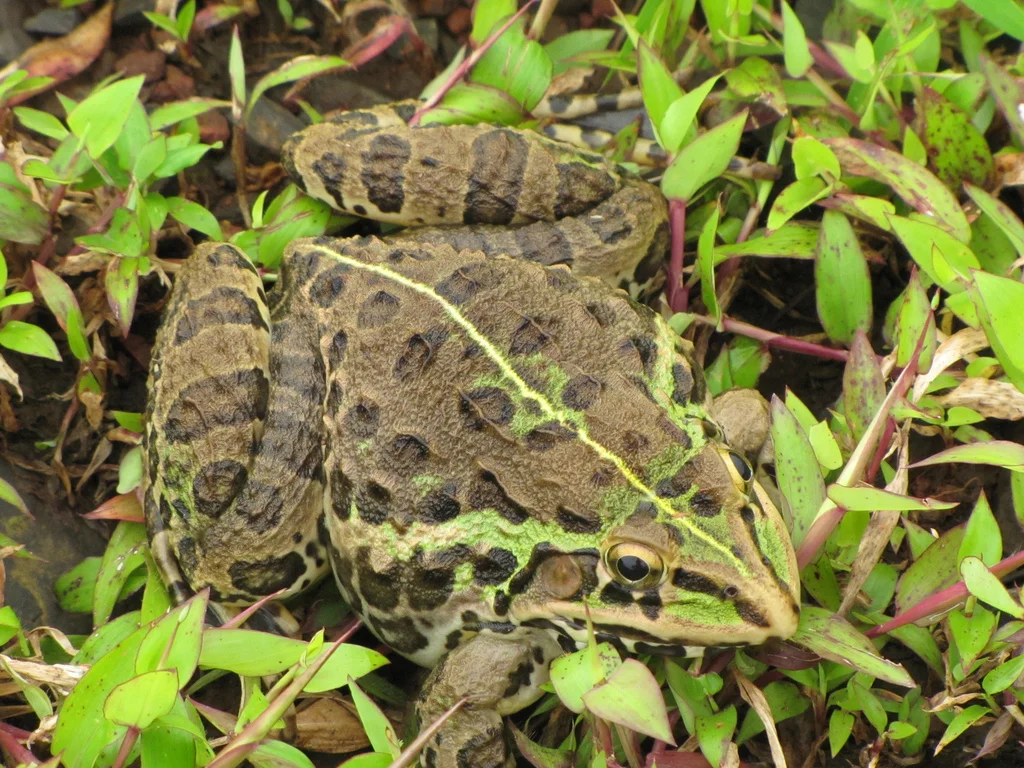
(606, 543), (663, 589)
(720, 448), (753, 489)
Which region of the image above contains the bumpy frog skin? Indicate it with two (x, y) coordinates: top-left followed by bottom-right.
(142, 102), (800, 767)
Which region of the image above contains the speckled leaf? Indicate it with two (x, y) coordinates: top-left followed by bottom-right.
(960, 557), (1024, 619)
(104, 670), (178, 729)
(694, 705), (736, 767)
(840, 333), (883, 439)
(824, 138), (970, 241)
(967, 271), (1024, 392)
(582, 659), (674, 743)
(771, 395), (826, 548)
(509, 723), (573, 768)
(818, 194), (895, 232)
(714, 223), (818, 263)
(913, 87), (993, 188)
(965, 183), (1024, 262)
(349, 679), (400, 757)
(935, 705), (992, 756)
(792, 606), (914, 687)
(888, 215), (980, 290)
(817, 218), (872, 345)
(827, 485), (956, 512)
(94, 521), (148, 627)
(982, 653), (1024, 695)
(896, 525), (964, 613)
(895, 270), (935, 371)
(949, 604), (996, 674)
(910, 440), (1024, 471)
(767, 177), (829, 231)
(982, 55), (1024, 148)
(549, 642), (621, 713)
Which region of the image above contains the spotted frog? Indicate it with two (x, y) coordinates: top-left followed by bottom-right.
(142, 102), (800, 767)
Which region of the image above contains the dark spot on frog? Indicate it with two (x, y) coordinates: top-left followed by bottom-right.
(328, 330), (348, 368)
(361, 134), (411, 214)
(554, 162), (616, 218)
(390, 433), (430, 463)
(176, 536), (198, 578)
(586, 204), (633, 244)
(622, 335), (658, 378)
(493, 590), (510, 616)
(421, 156), (439, 168)
(532, 646), (546, 664)
(373, 615), (430, 655)
(622, 430), (649, 456)
(561, 374), (601, 411)
(356, 551), (401, 611)
(407, 561), (455, 610)
(419, 487), (461, 523)
(635, 221), (670, 285)
(464, 130), (529, 225)
(672, 569), (720, 595)
(435, 264), (485, 305)
(555, 506), (601, 534)
(163, 369), (270, 444)
(630, 374), (656, 403)
(344, 401), (379, 439)
(600, 580), (634, 606)
(327, 381), (344, 412)
(176, 287), (268, 344)
(356, 481), (393, 525)
(357, 290), (401, 328)
(330, 467), (353, 520)
(509, 316), (552, 356)
(445, 630), (463, 650)
(632, 500), (657, 519)
(473, 548), (518, 585)
(584, 302), (616, 328)
(502, 658), (535, 698)
(735, 599), (770, 628)
(671, 362), (695, 405)
(311, 151), (347, 209)
(656, 471), (690, 498)
(460, 387), (514, 429)
(192, 460), (247, 518)
(353, 204), (367, 216)
(468, 470), (529, 524)
(394, 328), (449, 380)
(637, 590), (662, 621)
(513, 223), (574, 267)
(293, 532), (303, 544)
(308, 265), (349, 308)
(591, 467), (615, 487)
(690, 491), (721, 518)
(229, 552), (307, 597)
(525, 422), (576, 451)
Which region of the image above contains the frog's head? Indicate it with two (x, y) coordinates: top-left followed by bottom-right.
(510, 440), (800, 655)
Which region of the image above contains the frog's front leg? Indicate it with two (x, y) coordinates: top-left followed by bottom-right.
(415, 630), (562, 768)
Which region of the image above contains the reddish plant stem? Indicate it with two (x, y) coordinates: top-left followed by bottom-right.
(0, 724), (38, 765)
(666, 199), (687, 312)
(711, 316), (850, 362)
(867, 549), (1024, 638)
(409, 0), (539, 126)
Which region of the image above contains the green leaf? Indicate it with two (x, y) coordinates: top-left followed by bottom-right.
(549, 642), (621, 714)
(959, 492), (1001, 567)
(829, 709), (855, 757)
(960, 557), (1024, 618)
(229, 26), (246, 108)
(349, 679), (400, 757)
(544, 30), (615, 75)
(143, 11), (182, 38)
(0, 321), (61, 362)
(67, 76), (146, 158)
(117, 446), (143, 494)
(948, 604), (996, 673)
(106, 257), (140, 337)
(150, 99), (231, 131)
(471, 0), (517, 45)
(825, 137), (970, 242)
(964, 183), (1024, 264)
(697, 203), (721, 325)
(0, 170), (49, 245)
(15, 107), (69, 140)
(94, 522), (148, 626)
(963, 0), (1024, 42)
(104, 670), (179, 729)
(472, 25), (552, 112)
(637, 40), (682, 143)
(167, 197), (224, 241)
(771, 397), (825, 547)
(581, 659), (673, 743)
(767, 177), (829, 231)
(695, 705), (735, 767)
(827, 485), (955, 512)
(911, 441), (1024, 472)
(793, 136), (841, 180)
(793, 607), (914, 687)
(982, 55), (1024, 148)
(659, 75), (721, 153)
(246, 55), (348, 122)
(781, 0), (813, 77)
(982, 653), (1024, 694)
(31, 263), (90, 361)
(714, 223), (819, 262)
(967, 270), (1024, 392)
(936, 704), (991, 755)
(662, 110), (747, 201)
(0, 475), (29, 515)
(913, 87), (993, 189)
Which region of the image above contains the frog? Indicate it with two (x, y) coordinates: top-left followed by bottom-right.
(142, 101), (801, 768)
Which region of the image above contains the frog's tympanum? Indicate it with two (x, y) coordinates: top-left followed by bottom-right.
(142, 102), (800, 768)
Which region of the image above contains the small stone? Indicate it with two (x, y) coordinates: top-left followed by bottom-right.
(150, 65), (196, 103)
(24, 8), (82, 36)
(446, 7), (472, 36)
(198, 110), (230, 145)
(114, 50), (166, 84)
(0, 3), (32, 65)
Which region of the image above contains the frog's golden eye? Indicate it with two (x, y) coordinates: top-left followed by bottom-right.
(720, 448), (752, 489)
(606, 543), (663, 589)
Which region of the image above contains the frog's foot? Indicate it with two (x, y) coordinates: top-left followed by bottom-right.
(414, 630), (562, 768)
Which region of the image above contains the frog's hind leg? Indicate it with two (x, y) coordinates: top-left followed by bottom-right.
(143, 242), (330, 609)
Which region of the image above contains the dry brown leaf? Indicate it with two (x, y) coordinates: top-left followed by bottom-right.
(293, 697), (371, 754)
(0, 4), (114, 105)
(912, 326), (989, 402)
(934, 378), (1024, 421)
(735, 671), (787, 768)
(0, 354), (22, 400)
